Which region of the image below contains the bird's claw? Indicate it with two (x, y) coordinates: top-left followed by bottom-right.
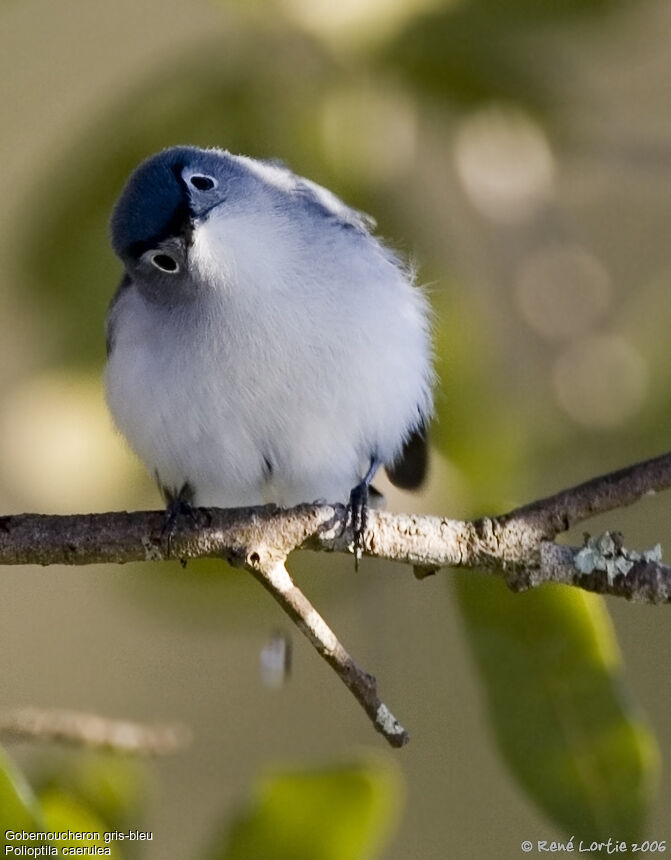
(347, 481), (369, 571)
(161, 484), (204, 563)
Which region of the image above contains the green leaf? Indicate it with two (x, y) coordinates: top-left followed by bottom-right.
(0, 746), (47, 848)
(40, 789), (122, 859)
(455, 574), (659, 841)
(209, 760), (401, 860)
(40, 753), (148, 832)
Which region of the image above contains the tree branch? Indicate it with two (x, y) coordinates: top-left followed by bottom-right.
(247, 557), (408, 746)
(0, 707), (190, 755)
(1, 450), (670, 746)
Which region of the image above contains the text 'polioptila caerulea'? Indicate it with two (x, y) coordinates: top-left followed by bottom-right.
(105, 146), (434, 558)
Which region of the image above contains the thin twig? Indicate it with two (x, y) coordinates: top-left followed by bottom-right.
(245, 554), (408, 747)
(0, 707), (190, 755)
(505, 449), (671, 536)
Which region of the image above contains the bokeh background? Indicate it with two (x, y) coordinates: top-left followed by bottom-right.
(1, 0), (670, 857)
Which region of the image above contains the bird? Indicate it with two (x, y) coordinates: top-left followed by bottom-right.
(105, 146), (434, 560)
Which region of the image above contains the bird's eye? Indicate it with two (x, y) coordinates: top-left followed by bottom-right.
(150, 253), (179, 273)
(189, 174), (217, 192)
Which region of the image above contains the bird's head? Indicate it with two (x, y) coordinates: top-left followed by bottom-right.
(110, 146), (252, 304)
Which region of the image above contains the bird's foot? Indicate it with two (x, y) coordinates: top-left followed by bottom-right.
(161, 482), (201, 564)
(347, 480), (370, 571)
(346, 457), (382, 570)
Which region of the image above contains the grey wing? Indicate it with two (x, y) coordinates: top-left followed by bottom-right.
(385, 425), (429, 491)
(105, 273), (131, 357)
(295, 176), (377, 234)
(295, 172), (428, 489)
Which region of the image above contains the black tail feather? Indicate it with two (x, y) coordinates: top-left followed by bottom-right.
(385, 426), (429, 491)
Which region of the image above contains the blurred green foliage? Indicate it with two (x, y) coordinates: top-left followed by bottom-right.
(0, 748), (138, 857)
(0, 747), (45, 843)
(377, 6), (548, 110)
(456, 576), (658, 842)
(42, 789), (121, 858)
(209, 761), (400, 860)
(376, 0), (633, 110)
(37, 753), (150, 836)
(466, 0), (627, 16)
(0, 750), (398, 860)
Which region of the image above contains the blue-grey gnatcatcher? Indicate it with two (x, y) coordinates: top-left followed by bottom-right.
(105, 146), (434, 555)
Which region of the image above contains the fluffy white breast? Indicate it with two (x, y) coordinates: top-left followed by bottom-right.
(106, 194), (433, 508)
